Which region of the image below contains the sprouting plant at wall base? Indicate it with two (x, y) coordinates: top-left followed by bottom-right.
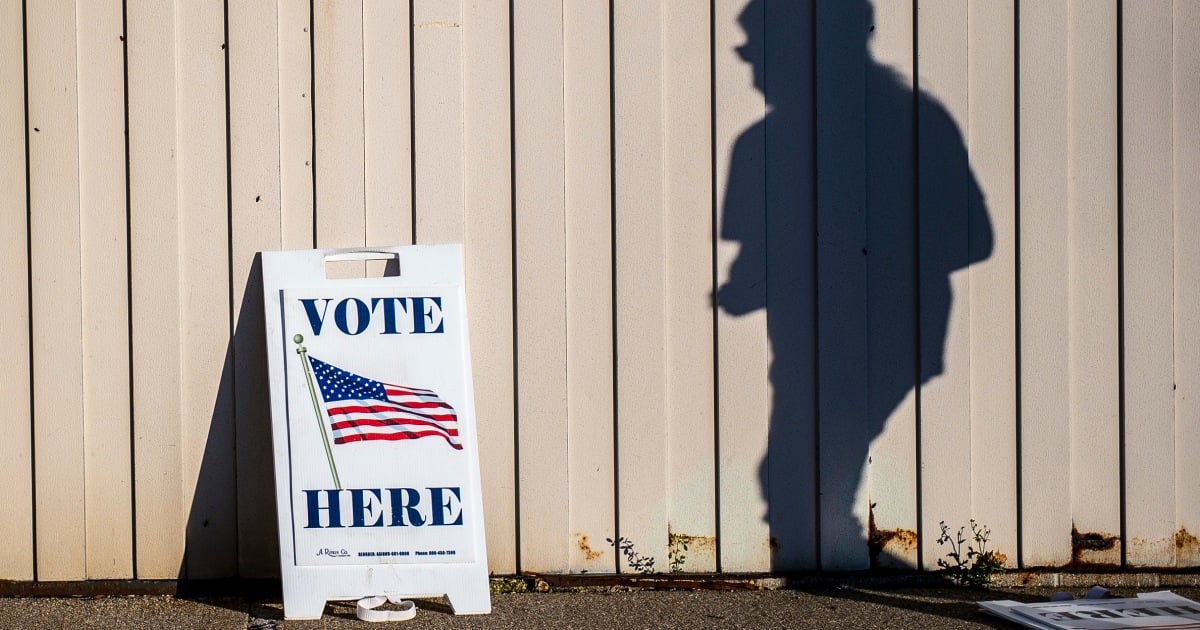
(936, 520), (1006, 587)
(606, 536), (656, 574)
(668, 533), (689, 573)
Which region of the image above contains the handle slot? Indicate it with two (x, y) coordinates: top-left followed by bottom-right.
(323, 251), (400, 279)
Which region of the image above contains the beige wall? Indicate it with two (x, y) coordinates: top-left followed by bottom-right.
(1, 0), (1197, 580)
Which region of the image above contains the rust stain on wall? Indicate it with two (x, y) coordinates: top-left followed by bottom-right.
(670, 532), (716, 554)
(667, 527), (717, 572)
(867, 505), (917, 568)
(575, 533), (603, 561)
(1067, 526), (1120, 569)
(1176, 528), (1200, 552)
(1176, 528), (1200, 566)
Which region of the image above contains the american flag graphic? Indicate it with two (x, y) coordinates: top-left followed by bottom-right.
(307, 355), (462, 450)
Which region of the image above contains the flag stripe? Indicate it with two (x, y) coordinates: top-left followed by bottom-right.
(308, 355), (462, 449)
(384, 399), (453, 410)
(327, 402), (457, 423)
(385, 384), (436, 396)
(332, 424), (459, 443)
(335, 430), (464, 449)
(331, 417), (460, 434)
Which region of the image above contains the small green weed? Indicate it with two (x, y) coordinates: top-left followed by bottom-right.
(488, 578), (530, 594)
(668, 533), (689, 573)
(936, 520), (1006, 587)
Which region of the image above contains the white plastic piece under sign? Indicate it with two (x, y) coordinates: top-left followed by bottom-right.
(356, 595), (417, 622)
(261, 245), (490, 620)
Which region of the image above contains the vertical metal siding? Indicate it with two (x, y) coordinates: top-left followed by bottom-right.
(0, 0), (33, 581)
(1019, 0), (1073, 568)
(513, 0), (570, 573)
(917, 0), (972, 573)
(757, 0), (818, 572)
(227, 0), (284, 581)
(814, 0), (871, 570)
(714, 0), (771, 572)
(663, 0), (717, 574)
(1067, 0), (1122, 568)
(127, 0), (185, 579)
(1174, 1), (1200, 567)
(967, 0), (1019, 572)
(461, 0), (516, 576)
(614, 0), (670, 573)
(415, 0), (492, 570)
(28, 0), (87, 581)
(175, 0), (233, 580)
(870, 0), (917, 570)
(78, 0), (134, 581)
(562, 0), (615, 574)
(1122, 0), (1178, 568)
(1, 0), (1198, 581)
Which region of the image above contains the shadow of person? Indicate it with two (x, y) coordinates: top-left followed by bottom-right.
(717, 0), (992, 570)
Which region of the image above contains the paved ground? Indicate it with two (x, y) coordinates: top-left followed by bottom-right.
(6, 582), (1196, 629)
(7, 578), (1200, 624)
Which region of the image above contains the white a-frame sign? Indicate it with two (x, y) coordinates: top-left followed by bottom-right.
(262, 246), (490, 620)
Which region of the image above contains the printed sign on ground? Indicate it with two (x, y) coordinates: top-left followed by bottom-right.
(980, 591), (1200, 629)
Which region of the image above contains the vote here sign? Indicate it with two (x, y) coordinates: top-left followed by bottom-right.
(262, 246), (489, 619)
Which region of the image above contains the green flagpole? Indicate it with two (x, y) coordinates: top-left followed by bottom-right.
(294, 334), (341, 490)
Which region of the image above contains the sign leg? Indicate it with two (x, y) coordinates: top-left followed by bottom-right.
(281, 594), (328, 620)
(445, 586), (492, 615)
